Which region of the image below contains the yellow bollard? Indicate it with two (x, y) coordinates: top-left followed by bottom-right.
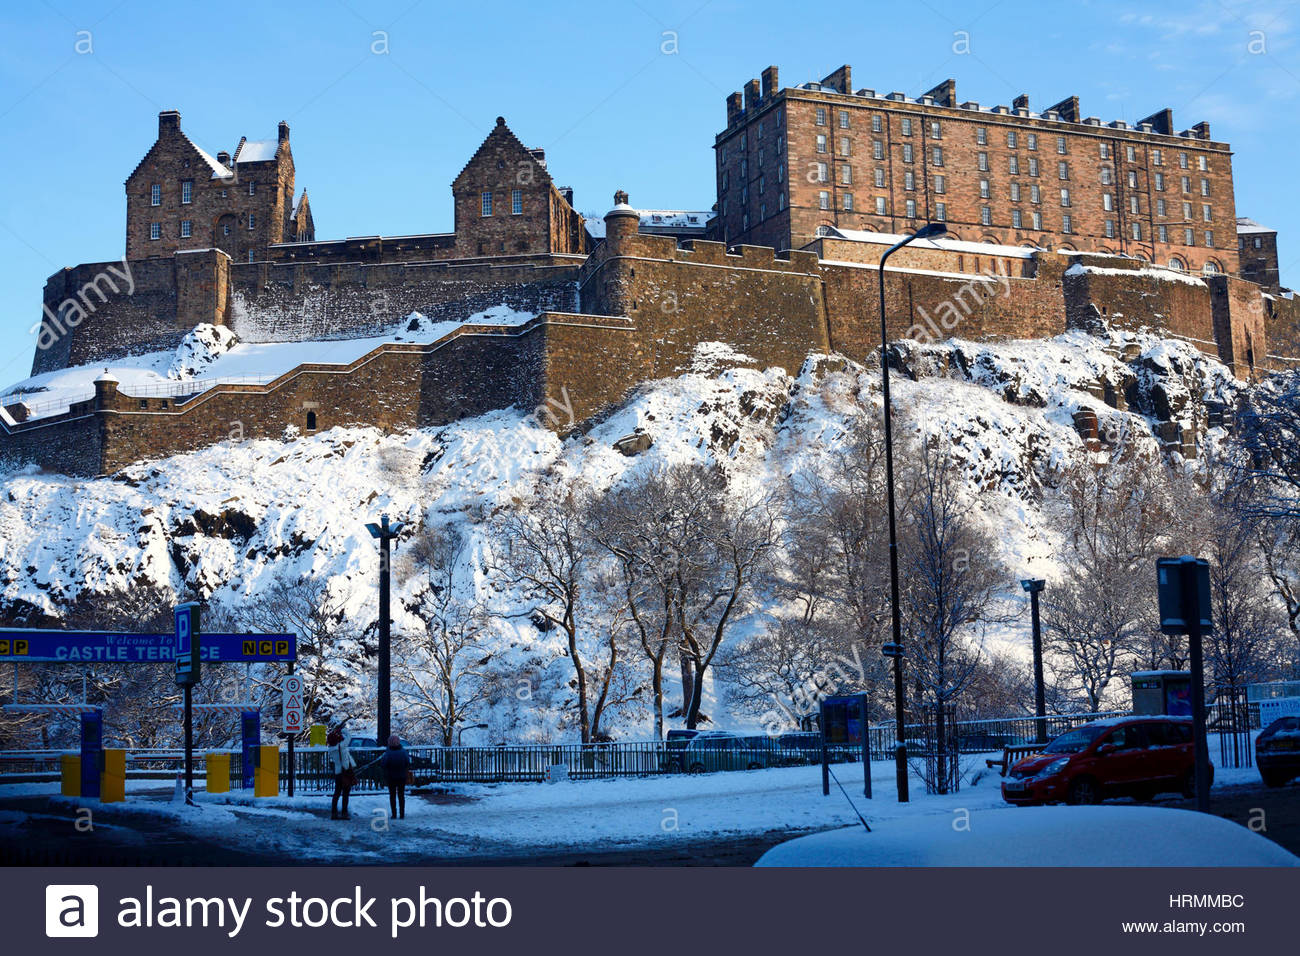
(60, 755), (80, 797)
(254, 744), (278, 797)
(100, 749), (126, 803)
(309, 724), (327, 747)
(206, 753), (230, 794)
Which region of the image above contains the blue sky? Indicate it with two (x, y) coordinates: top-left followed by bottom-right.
(0, 0), (1297, 388)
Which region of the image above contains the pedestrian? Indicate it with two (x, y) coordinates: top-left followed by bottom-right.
(379, 734), (410, 820)
(327, 727), (356, 820)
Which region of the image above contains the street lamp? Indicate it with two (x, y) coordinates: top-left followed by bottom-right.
(366, 514), (404, 746)
(1021, 578), (1047, 743)
(457, 722), (489, 747)
(878, 221), (947, 804)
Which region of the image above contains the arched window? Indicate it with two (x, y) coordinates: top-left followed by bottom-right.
(1202, 259), (1221, 275)
(1167, 257), (1187, 271)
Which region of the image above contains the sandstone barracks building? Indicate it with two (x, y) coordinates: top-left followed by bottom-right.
(2, 65), (1296, 476)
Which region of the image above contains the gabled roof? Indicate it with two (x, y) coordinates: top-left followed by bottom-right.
(232, 137), (281, 163)
(125, 130), (231, 184)
(452, 117), (552, 187)
(292, 189), (310, 219)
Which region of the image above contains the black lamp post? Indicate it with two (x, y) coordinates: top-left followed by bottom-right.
(1021, 578), (1047, 743)
(366, 514), (404, 745)
(878, 221), (947, 804)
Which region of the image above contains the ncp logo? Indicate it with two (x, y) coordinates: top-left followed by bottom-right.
(46, 885), (99, 937)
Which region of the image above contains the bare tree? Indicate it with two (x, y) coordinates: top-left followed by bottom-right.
(394, 524), (495, 745)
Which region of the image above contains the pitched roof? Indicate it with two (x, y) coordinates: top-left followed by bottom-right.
(452, 117), (552, 187)
(125, 129), (231, 184)
(1236, 217), (1276, 235)
(232, 137), (281, 163)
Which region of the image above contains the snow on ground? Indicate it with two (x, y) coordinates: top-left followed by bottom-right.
(0, 327), (1254, 736)
(0, 306), (536, 419)
(756, 805), (1299, 867)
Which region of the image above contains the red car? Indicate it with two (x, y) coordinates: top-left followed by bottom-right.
(1001, 716), (1209, 806)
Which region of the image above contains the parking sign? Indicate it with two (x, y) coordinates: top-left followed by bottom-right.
(174, 603), (200, 685)
(282, 674), (304, 734)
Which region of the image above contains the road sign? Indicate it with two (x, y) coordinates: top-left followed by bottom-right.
(282, 675), (304, 734)
(1157, 556), (1212, 635)
(174, 603), (201, 685)
(0, 630), (296, 663)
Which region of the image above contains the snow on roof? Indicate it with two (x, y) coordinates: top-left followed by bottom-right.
(234, 138), (279, 163)
(639, 210), (715, 228)
(183, 137), (232, 181)
(1236, 217), (1275, 235)
(818, 226), (1038, 259)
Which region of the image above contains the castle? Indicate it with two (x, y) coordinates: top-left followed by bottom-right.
(2, 66), (1296, 476)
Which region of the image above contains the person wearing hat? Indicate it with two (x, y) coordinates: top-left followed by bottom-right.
(379, 734), (410, 820)
(327, 726), (356, 820)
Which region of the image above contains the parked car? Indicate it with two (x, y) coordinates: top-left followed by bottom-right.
(1001, 716), (1208, 806)
(1256, 716), (1300, 788)
(661, 729), (703, 773)
(683, 731), (769, 774)
(777, 731), (823, 765)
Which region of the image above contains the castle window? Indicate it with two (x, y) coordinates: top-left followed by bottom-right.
(1012, 208), (1023, 229)
(1030, 184), (1040, 203)
(180, 219), (192, 238)
(248, 250), (255, 262)
(935, 201), (946, 221)
(1010, 182), (1021, 201)
(181, 180), (193, 204)
(1198, 155), (1208, 171)
(1181, 175), (1191, 192)
(976, 126), (987, 145)
(841, 193), (853, 211)
(816, 134), (827, 153)
(481, 191), (493, 216)
(930, 120), (941, 139)
(248, 181), (257, 196)
(1099, 143), (1110, 159)
(816, 162), (828, 182)
(815, 107), (826, 126)
(1060, 188), (1070, 207)
(777, 164), (784, 183)
(1153, 149), (1163, 165)
(150, 184), (161, 206)
(901, 117), (912, 136)
(1028, 157), (1039, 176)
(1159, 224), (1168, 242)
(1032, 210), (1042, 230)
(840, 164), (852, 185)
(818, 190), (830, 210)
(778, 192), (785, 211)
(1056, 136), (1067, 154)
(1203, 260), (1219, 274)
(1007, 130), (1017, 148)
(839, 138), (850, 157)
(979, 179), (990, 199)
(1179, 152), (1189, 168)
(150, 222), (160, 240)
(875, 167), (886, 187)
(1205, 230), (1214, 247)
(248, 213), (256, 229)
(1155, 172), (1165, 191)
(1126, 145), (1137, 162)
(760, 201), (766, 219)
(512, 189), (522, 215)
(931, 145), (943, 166)
(759, 174), (766, 194)
(306, 411), (317, 431)
(1062, 214), (1072, 234)
(1058, 160), (1069, 180)
(871, 114), (882, 133)
(977, 152), (988, 171)
(1156, 198), (1166, 216)
(902, 143), (914, 163)
(980, 205), (991, 225)
(1128, 170), (1138, 188)
(1183, 201), (1193, 219)
(1132, 222), (1142, 240)
(872, 139), (884, 160)
(1169, 256), (1186, 269)
(906, 198), (917, 219)
(223, 224), (231, 236)
(1105, 219), (1115, 238)
(875, 196), (887, 214)
(1253, 236), (1263, 249)
(1103, 192), (1113, 211)
(1009, 155), (1020, 175)
(1130, 195), (1140, 214)
(139, 399), (148, 409)
(1100, 166), (1112, 184)
(1185, 227), (1195, 245)
(1200, 178), (1210, 196)
(1027, 133), (1037, 150)
(839, 110), (849, 128)
(933, 173), (945, 193)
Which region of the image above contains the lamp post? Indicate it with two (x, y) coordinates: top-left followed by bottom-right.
(457, 722), (489, 747)
(1021, 578), (1047, 743)
(366, 514), (404, 746)
(878, 221), (947, 804)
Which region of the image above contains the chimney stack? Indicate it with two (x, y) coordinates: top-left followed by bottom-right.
(278, 120), (290, 142)
(761, 66), (780, 98)
(159, 110), (181, 136)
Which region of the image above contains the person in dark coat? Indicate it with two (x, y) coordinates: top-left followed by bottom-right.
(327, 726), (355, 820)
(379, 734), (410, 820)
